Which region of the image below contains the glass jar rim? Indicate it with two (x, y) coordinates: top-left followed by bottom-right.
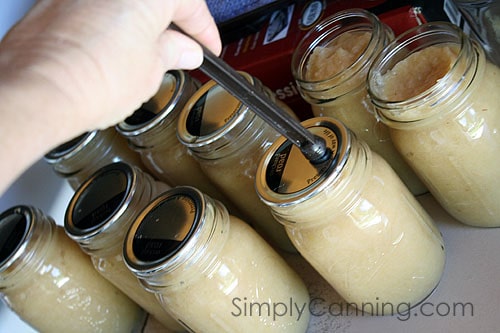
(0, 206), (32, 270)
(64, 162), (136, 242)
(123, 186), (206, 274)
(255, 117), (351, 207)
(368, 21), (478, 126)
(117, 70), (186, 137)
(176, 71), (259, 154)
(291, 8), (388, 88)
(0, 206), (54, 280)
(44, 131), (97, 163)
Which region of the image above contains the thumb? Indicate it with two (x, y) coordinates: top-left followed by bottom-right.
(158, 29), (204, 70)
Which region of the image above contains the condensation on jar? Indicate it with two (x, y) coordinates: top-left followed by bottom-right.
(116, 70), (229, 206)
(255, 117), (445, 314)
(291, 8), (427, 195)
(64, 162), (184, 332)
(368, 22), (500, 227)
(176, 72), (297, 252)
(44, 127), (144, 190)
(123, 186), (310, 333)
(0, 205), (146, 332)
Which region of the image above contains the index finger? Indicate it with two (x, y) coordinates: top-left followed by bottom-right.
(165, 0), (222, 56)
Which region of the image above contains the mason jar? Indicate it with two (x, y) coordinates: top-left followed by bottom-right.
(0, 205), (146, 332)
(368, 22), (500, 227)
(123, 186), (310, 333)
(291, 8), (426, 195)
(44, 127), (144, 190)
(64, 162), (184, 332)
(176, 72), (297, 252)
(255, 117), (445, 314)
(116, 70), (229, 207)
(449, 0), (500, 66)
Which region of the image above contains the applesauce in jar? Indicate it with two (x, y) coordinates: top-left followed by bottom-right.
(124, 187), (310, 332)
(292, 9), (427, 195)
(64, 162), (184, 332)
(176, 72), (298, 252)
(116, 70), (230, 207)
(255, 117), (445, 313)
(44, 127), (144, 190)
(368, 22), (500, 227)
(0, 206), (145, 332)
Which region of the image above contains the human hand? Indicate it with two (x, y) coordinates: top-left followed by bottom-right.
(0, 0), (221, 132)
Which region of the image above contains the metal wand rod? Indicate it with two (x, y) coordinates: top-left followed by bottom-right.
(199, 43), (330, 164)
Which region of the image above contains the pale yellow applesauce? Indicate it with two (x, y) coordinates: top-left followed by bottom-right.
(3, 227), (144, 332)
(197, 140), (296, 252)
(376, 46), (457, 101)
(305, 31), (427, 195)
(306, 32), (371, 82)
(281, 153), (445, 311)
(92, 253), (184, 332)
(373, 45), (500, 227)
(137, 120), (221, 195)
(157, 216), (310, 332)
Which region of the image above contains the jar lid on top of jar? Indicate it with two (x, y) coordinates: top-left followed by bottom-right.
(256, 117), (350, 206)
(255, 117), (445, 313)
(123, 186), (310, 332)
(116, 70), (199, 146)
(44, 127), (143, 189)
(176, 71), (286, 157)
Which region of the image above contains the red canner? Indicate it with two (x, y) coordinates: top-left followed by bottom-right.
(192, 1), (426, 120)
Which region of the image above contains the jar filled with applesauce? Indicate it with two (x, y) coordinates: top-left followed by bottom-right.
(116, 70), (227, 205)
(123, 186), (310, 333)
(291, 8), (427, 195)
(176, 72), (297, 252)
(367, 22), (500, 227)
(0, 205), (146, 332)
(64, 162), (185, 332)
(44, 127), (144, 190)
(255, 117), (445, 314)
(450, 0), (500, 66)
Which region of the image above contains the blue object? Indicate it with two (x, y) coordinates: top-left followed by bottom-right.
(206, 0), (277, 23)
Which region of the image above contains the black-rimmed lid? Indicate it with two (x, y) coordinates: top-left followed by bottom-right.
(124, 187), (202, 272)
(65, 162), (132, 239)
(256, 117), (351, 205)
(177, 72), (255, 149)
(117, 71), (183, 135)
(0, 206), (32, 269)
(44, 132), (94, 162)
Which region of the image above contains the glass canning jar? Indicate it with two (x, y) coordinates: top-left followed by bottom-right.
(368, 22), (500, 227)
(123, 186), (310, 333)
(255, 117), (445, 314)
(44, 126), (144, 190)
(176, 72), (297, 252)
(116, 70), (228, 206)
(64, 162), (184, 332)
(450, 0), (500, 66)
(291, 8), (426, 195)
(0, 205), (146, 332)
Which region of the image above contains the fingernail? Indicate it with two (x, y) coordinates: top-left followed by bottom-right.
(175, 49), (203, 69)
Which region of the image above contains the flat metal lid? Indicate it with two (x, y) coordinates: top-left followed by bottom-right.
(65, 162), (133, 239)
(117, 71), (183, 135)
(0, 206), (32, 270)
(124, 187), (203, 271)
(44, 131), (95, 162)
(256, 117), (351, 206)
(177, 72), (253, 148)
